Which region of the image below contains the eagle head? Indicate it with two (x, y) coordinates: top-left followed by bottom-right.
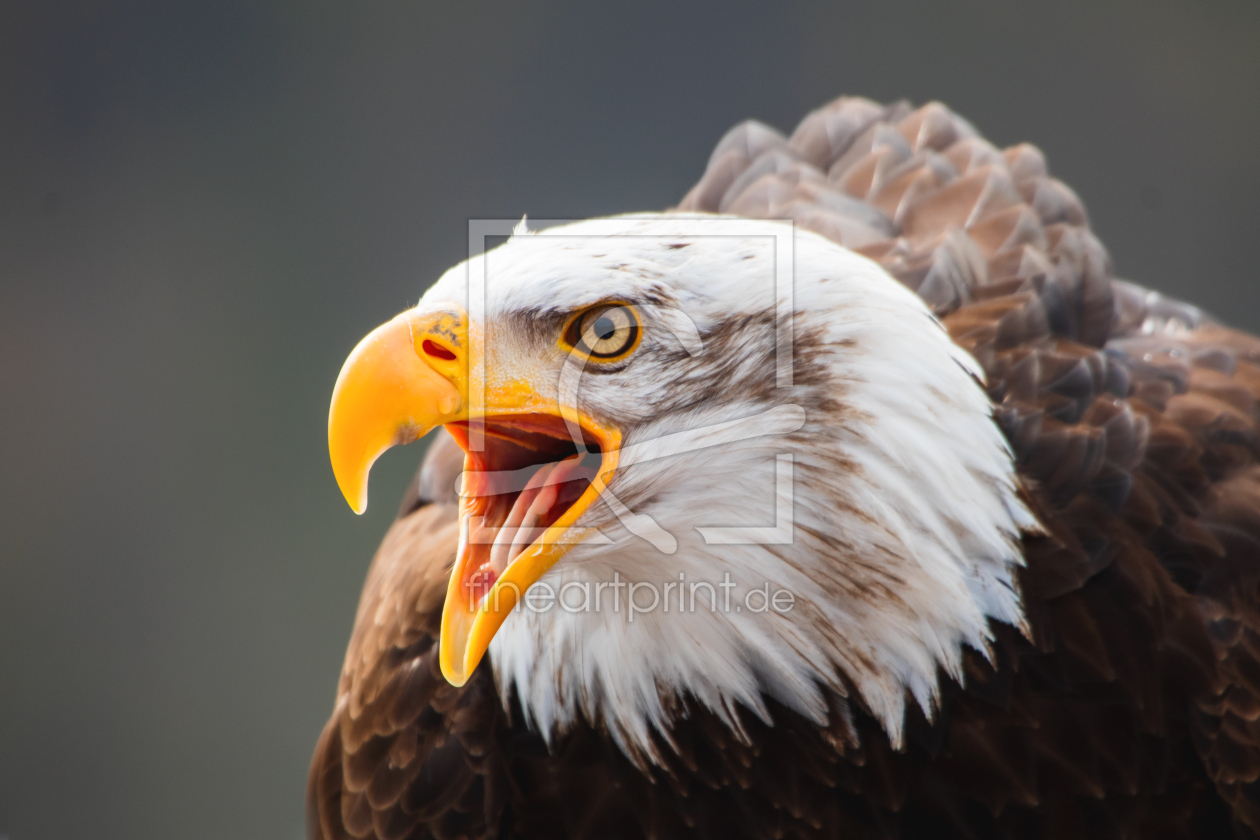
(327, 214), (1036, 759)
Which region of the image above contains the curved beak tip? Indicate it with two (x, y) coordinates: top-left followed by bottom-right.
(342, 481), (368, 515)
(329, 434), (378, 514)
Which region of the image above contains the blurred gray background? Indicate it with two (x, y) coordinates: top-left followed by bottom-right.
(1, 1), (1257, 838)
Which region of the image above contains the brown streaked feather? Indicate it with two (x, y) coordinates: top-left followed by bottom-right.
(310, 97), (1260, 838)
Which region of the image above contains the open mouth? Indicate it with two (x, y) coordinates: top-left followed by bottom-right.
(445, 415), (605, 606)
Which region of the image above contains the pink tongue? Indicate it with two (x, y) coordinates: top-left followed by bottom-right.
(487, 454), (597, 576)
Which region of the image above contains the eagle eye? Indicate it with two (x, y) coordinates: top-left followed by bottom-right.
(563, 303), (641, 362)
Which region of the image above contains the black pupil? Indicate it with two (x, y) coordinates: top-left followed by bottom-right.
(592, 316), (617, 341)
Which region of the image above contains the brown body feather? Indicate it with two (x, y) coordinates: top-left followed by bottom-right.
(308, 97), (1260, 839)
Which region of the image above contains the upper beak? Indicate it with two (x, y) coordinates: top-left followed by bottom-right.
(328, 306), (469, 514)
(328, 304), (619, 688)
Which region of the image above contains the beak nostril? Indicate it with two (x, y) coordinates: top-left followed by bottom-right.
(422, 339), (457, 361)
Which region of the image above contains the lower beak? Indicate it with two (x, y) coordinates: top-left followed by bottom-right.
(328, 305), (619, 688)
(438, 421), (619, 687)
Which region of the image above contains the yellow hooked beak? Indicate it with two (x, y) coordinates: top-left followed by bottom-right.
(328, 306), (468, 514)
(328, 304), (619, 687)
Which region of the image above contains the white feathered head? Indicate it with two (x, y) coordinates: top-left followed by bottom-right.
(328, 214), (1036, 759)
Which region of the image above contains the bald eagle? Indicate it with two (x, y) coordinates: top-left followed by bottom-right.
(307, 97), (1260, 840)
